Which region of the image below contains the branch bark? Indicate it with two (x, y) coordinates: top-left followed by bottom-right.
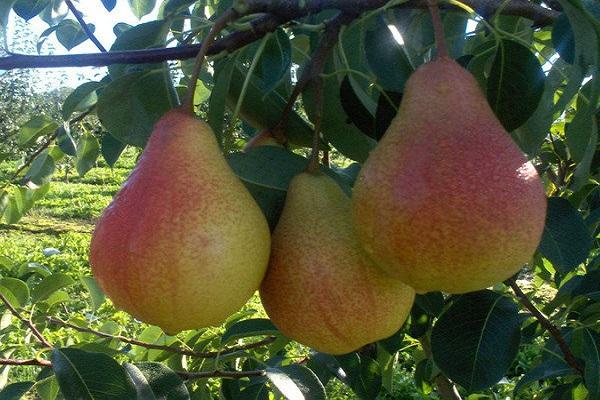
(0, 0), (559, 71)
(506, 277), (584, 375)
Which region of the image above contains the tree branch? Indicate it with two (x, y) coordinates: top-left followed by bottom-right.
(177, 369), (266, 380)
(0, 293), (52, 348)
(0, 358), (52, 367)
(46, 317), (276, 358)
(0, 357), (265, 380)
(64, 0), (107, 52)
(506, 277), (585, 375)
(0, 0), (559, 71)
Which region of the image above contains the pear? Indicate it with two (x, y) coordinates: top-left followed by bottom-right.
(90, 109), (271, 333)
(352, 57), (547, 294)
(260, 172), (415, 354)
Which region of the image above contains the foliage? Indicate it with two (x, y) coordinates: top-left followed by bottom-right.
(0, 0), (599, 399)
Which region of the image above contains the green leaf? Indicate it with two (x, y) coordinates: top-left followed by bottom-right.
(55, 125), (77, 156)
(227, 146), (351, 228)
(0, 381), (34, 400)
(487, 39), (545, 131)
(56, 19), (94, 50)
(266, 365), (325, 400)
(335, 354), (382, 400)
(221, 319), (278, 345)
(364, 16), (413, 92)
(209, 57), (237, 144)
(128, 0), (156, 19)
(515, 358), (573, 394)
(124, 362), (190, 400)
(62, 82), (104, 120)
(31, 273), (75, 303)
(100, 134), (126, 167)
(51, 348), (137, 400)
(75, 133), (100, 176)
(253, 29), (291, 94)
(226, 65), (313, 148)
(13, 0), (49, 21)
(303, 62), (376, 162)
(0, 0), (16, 28)
(35, 374), (60, 400)
(580, 328), (600, 397)
(0, 277), (30, 308)
(553, 14), (575, 64)
(109, 20), (169, 78)
(81, 276), (105, 313)
(570, 270), (600, 301)
(97, 71), (173, 147)
(26, 149), (55, 185)
(512, 63), (566, 156)
(538, 197), (592, 274)
(101, 0), (117, 11)
(18, 116), (58, 148)
(431, 290), (521, 392)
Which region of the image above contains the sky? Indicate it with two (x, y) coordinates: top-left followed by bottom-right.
(4, 0), (160, 87)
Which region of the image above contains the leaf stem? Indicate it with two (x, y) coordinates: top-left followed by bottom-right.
(183, 9), (239, 114)
(505, 276), (584, 375)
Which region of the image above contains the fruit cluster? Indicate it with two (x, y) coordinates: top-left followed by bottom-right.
(89, 56), (546, 354)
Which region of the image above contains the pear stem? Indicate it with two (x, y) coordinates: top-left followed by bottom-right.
(307, 76), (324, 174)
(183, 9), (238, 114)
(427, 0), (449, 59)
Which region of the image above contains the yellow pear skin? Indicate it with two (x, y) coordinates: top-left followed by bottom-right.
(260, 172), (415, 355)
(90, 109), (271, 333)
(352, 57), (547, 294)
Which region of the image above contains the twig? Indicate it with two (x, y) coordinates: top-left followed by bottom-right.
(506, 277), (584, 375)
(419, 337), (462, 400)
(64, 0), (107, 52)
(0, 293), (52, 348)
(0, 358), (52, 367)
(46, 317), (276, 358)
(274, 12), (355, 143)
(177, 369), (266, 380)
(0, 357), (265, 380)
(0, 0), (558, 71)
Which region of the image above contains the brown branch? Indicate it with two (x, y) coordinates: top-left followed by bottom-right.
(274, 12), (355, 144)
(0, 357), (264, 380)
(64, 0), (107, 52)
(0, 293), (52, 348)
(506, 277), (585, 375)
(0, 0), (558, 71)
(46, 317), (276, 358)
(177, 368), (266, 380)
(0, 358), (52, 367)
(419, 337), (462, 400)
